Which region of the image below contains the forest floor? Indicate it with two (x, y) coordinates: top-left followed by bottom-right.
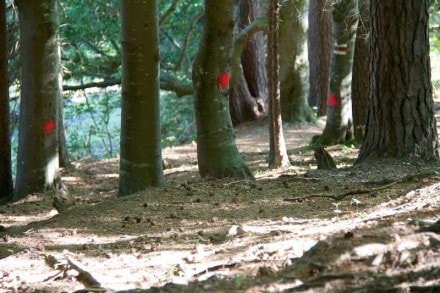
(1, 114), (440, 292)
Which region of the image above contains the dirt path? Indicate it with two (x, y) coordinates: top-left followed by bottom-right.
(1, 118), (440, 292)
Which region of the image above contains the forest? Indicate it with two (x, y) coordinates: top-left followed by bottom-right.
(1, 0), (440, 292)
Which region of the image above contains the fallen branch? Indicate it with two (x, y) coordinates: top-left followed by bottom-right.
(63, 73), (193, 97)
(284, 181), (398, 202)
(66, 257), (103, 290)
(284, 172), (435, 202)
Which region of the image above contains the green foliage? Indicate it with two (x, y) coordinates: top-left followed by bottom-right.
(64, 89), (120, 159)
(60, 0), (121, 82)
(56, 0), (202, 160)
(159, 0), (203, 76)
(160, 93), (195, 147)
(63, 89), (196, 160)
(59, 0), (203, 83)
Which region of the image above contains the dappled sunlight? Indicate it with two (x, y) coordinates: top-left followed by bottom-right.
(7, 228), (138, 247)
(96, 173), (118, 179)
(2, 179), (439, 291)
(2, 115), (440, 291)
(45, 155), (59, 187)
(61, 176), (81, 182)
(0, 210), (57, 228)
(235, 119), (323, 153)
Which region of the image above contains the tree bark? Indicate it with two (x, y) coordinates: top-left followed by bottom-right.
(351, 0), (369, 143)
(0, 0), (13, 199)
(119, 0), (164, 196)
(279, 0), (315, 123)
(317, 0), (358, 146)
(268, 0), (290, 168)
(193, 0), (253, 179)
(58, 78), (71, 168)
(15, 0), (61, 200)
(230, 0), (268, 125)
(63, 74), (193, 98)
(308, 0), (332, 116)
(357, 1), (439, 161)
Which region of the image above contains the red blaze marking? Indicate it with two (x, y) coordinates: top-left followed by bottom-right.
(334, 46), (348, 52)
(43, 120), (55, 135)
(334, 44), (348, 55)
(327, 94), (339, 107)
(218, 73), (230, 91)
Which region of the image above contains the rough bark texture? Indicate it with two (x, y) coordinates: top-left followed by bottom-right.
(268, 0), (290, 168)
(308, 0), (331, 116)
(119, 0), (164, 196)
(15, 0), (61, 200)
(358, 1), (439, 161)
(351, 0), (369, 143)
(279, 0), (315, 123)
(230, 0), (267, 125)
(0, 0), (12, 199)
(318, 0), (358, 146)
(193, 0), (253, 179)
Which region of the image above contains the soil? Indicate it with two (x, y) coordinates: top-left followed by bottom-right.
(1, 117), (440, 292)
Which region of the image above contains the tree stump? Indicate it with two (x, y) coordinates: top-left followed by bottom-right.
(314, 146), (337, 170)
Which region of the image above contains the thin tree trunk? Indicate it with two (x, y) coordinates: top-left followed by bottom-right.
(268, 0), (290, 168)
(279, 0), (315, 123)
(193, 0), (253, 179)
(317, 0), (358, 146)
(358, 1), (439, 161)
(15, 0), (61, 199)
(0, 0), (13, 199)
(308, 0), (331, 116)
(351, 0), (369, 143)
(119, 0), (164, 196)
(58, 78), (71, 168)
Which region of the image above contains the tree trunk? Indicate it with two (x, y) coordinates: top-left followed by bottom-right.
(308, 0), (331, 116)
(351, 0), (369, 143)
(119, 0), (164, 196)
(230, 0), (268, 125)
(58, 80), (71, 168)
(357, 1), (439, 161)
(0, 0), (12, 199)
(268, 0), (290, 168)
(14, 0), (61, 200)
(279, 0), (315, 123)
(193, 0), (253, 179)
(317, 0), (358, 146)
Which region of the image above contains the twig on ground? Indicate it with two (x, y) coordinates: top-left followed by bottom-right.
(284, 172), (435, 202)
(66, 257), (103, 290)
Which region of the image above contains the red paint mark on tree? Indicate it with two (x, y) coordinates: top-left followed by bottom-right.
(333, 44), (348, 55)
(43, 120), (55, 135)
(218, 73), (230, 91)
(327, 94), (339, 108)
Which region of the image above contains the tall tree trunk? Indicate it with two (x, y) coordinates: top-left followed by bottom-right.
(0, 0), (13, 199)
(316, 0), (358, 146)
(230, 0), (268, 125)
(308, 0), (331, 116)
(351, 0), (369, 143)
(119, 0), (164, 196)
(14, 0), (61, 200)
(193, 0), (253, 179)
(358, 1), (439, 161)
(58, 77), (71, 168)
(279, 0), (315, 123)
(268, 0), (290, 168)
